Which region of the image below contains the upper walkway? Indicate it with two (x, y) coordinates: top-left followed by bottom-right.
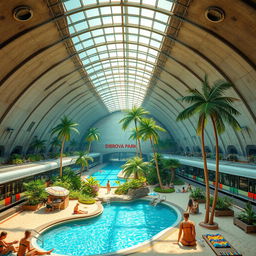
(0, 153), (101, 184)
(163, 155), (256, 179)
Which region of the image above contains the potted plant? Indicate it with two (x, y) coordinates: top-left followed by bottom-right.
(210, 196), (234, 216)
(234, 202), (256, 233)
(22, 180), (48, 211)
(190, 188), (206, 203)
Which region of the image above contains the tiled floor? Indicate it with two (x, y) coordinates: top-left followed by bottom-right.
(1, 184), (256, 256)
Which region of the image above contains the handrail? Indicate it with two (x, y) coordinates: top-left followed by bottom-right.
(31, 230), (44, 247)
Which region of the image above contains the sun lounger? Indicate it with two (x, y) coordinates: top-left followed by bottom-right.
(202, 234), (242, 256)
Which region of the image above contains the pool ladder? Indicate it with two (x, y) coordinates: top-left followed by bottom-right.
(150, 195), (166, 206)
(31, 229), (44, 247)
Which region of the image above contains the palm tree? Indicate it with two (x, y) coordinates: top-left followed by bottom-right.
(177, 75), (240, 226)
(30, 138), (46, 154)
(51, 116), (79, 177)
(50, 137), (61, 153)
(121, 156), (148, 179)
(163, 158), (181, 183)
(85, 128), (100, 153)
(129, 128), (141, 156)
(138, 118), (166, 189)
(75, 152), (94, 176)
(119, 106), (149, 158)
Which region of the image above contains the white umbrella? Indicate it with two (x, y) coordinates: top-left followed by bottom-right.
(45, 186), (69, 197)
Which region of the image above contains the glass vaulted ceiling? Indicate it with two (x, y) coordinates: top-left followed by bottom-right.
(62, 0), (174, 112)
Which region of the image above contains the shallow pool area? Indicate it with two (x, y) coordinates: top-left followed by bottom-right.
(37, 200), (180, 256)
(90, 162), (125, 186)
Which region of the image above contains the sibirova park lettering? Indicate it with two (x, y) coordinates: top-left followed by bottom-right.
(105, 144), (136, 148)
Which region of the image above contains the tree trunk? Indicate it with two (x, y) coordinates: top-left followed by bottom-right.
(80, 166), (83, 177)
(134, 172), (139, 179)
(171, 168), (175, 183)
(87, 141), (91, 153)
(150, 137), (163, 189)
(134, 120), (142, 158)
(200, 120), (210, 224)
(209, 117), (219, 225)
(60, 139), (65, 177)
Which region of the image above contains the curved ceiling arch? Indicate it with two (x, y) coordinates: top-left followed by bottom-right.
(0, 0), (255, 156)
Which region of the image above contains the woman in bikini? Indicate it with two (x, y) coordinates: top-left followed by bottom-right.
(177, 212), (196, 246)
(17, 230), (54, 256)
(73, 203), (87, 214)
(0, 231), (18, 255)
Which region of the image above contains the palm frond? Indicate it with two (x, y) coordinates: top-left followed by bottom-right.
(208, 80), (232, 100)
(176, 102), (202, 121)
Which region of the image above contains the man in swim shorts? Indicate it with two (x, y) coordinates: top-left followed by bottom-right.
(177, 212), (196, 246)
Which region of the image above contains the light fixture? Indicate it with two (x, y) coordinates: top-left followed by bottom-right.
(205, 6), (225, 23)
(13, 6), (33, 21)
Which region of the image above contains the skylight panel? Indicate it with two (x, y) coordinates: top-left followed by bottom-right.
(74, 22), (87, 32)
(70, 12), (85, 22)
(157, 0), (173, 11)
(62, 0), (173, 112)
(141, 9), (155, 18)
(82, 0), (97, 5)
(100, 7), (111, 15)
(153, 21), (166, 33)
(155, 12), (169, 23)
(102, 16), (113, 24)
(112, 6), (122, 14)
(64, 0), (81, 11)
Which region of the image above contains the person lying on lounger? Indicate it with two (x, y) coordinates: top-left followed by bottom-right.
(17, 230), (54, 256)
(177, 212), (196, 246)
(0, 231), (18, 255)
(73, 203), (88, 214)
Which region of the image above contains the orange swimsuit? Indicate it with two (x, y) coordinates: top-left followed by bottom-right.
(181, 221), (196, 246)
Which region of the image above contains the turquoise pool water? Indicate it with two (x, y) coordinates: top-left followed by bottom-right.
(37, 200), (179, 256)
(90, 162), (125, 186)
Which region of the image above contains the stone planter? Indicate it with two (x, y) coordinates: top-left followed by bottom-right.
(210, 207), (234, 217)
(127, 187), (150, 199)
(233, 217), (256, 233)
(22, 203), (42, 211)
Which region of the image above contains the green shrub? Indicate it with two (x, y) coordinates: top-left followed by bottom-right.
(78, 194), (96, 204)
(154, 187), (175, 193)
(210, 196), (233, 210)
(26, 154), (44, 162)
(69, 190), (81, 200)
(81, 177), (100, 197)
(190, 188), (205, 200)
(11, 158), (25, 164)
(23, 180), (47, 205)
(238, 202), (256, 225)
(115, 177), (146, 195)
(173, 177), (185, 185)
(52, 180), (71, 190)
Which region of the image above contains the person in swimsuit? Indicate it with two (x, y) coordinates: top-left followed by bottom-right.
(192, 199), (199, 214)
(186, 198), (193, 213)
(0, 231), (18, 255)
(17, 230), (54, 256)
(73, 203), (87, 214)
(177, 212), (196, 246)
(106, 180), (111, 194)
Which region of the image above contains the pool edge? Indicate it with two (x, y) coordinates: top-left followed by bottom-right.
(32, 198), (182, 256)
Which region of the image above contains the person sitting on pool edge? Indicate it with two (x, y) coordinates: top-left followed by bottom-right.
(17, 230), (54, 256)
(73, 203), (88, 214)
(0, 231), (18, 255)
(177, 212), (196, 246)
